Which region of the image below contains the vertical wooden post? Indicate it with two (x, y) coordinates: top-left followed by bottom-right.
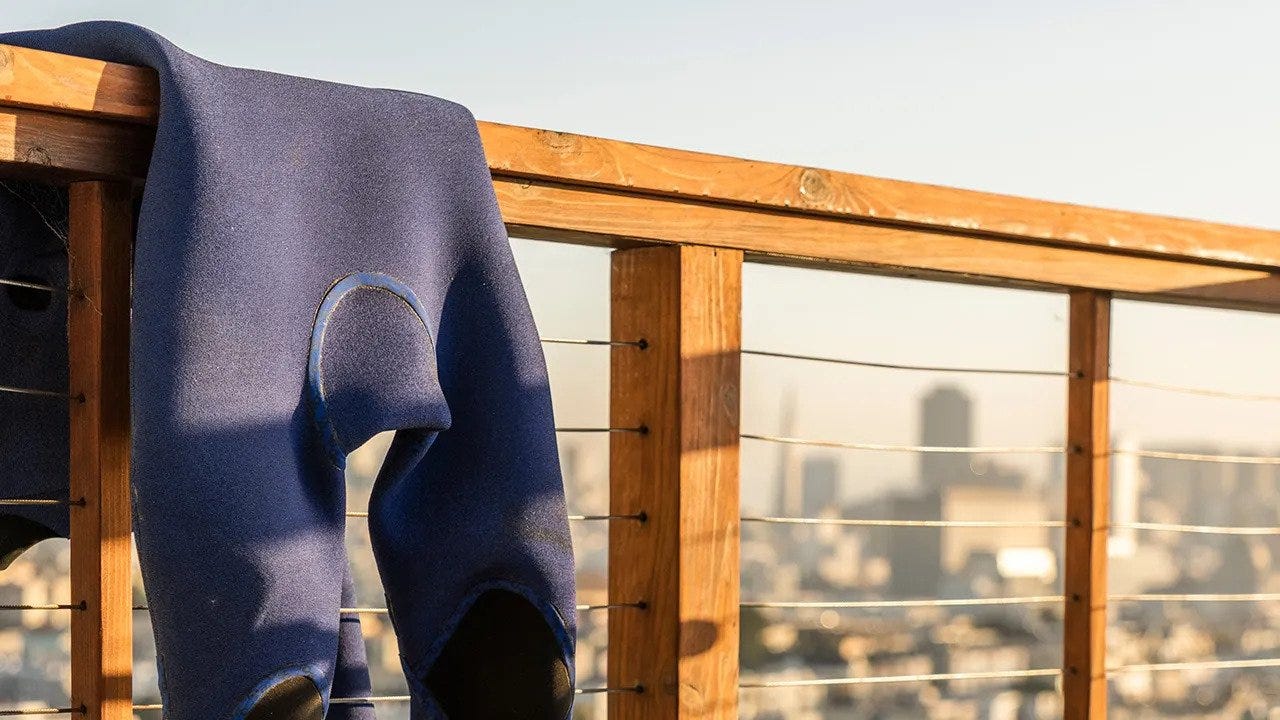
(609, 245), (742, 719)
(68, 181), (133, 720)
(1063, 289), (1110, 720)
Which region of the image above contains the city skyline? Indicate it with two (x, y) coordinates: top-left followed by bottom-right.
(737, 382), (1280, 718)
(1, 336), (1275, 718)
(3, 3), (1279, 717)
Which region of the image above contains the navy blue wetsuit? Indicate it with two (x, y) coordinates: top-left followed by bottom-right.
(0, 23), (575, 720)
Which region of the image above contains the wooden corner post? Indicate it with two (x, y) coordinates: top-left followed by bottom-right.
(609, 245), (742, 719)
(68, 181), (134, 720)
(1063, 289), (1111, 720)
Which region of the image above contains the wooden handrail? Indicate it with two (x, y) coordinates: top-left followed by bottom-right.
(2, 42), (1279, 276)
(483, 122), (1280, 270)
(0, 43), (158, 124)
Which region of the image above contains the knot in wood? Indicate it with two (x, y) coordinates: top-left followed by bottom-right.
(22, 146), (52, 166)
(539, 129), (579, 155)
(798, 167), (833, 205)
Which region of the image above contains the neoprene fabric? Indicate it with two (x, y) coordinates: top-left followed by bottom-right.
(0, 22), (575, 720)
(0, 182), (68, 563)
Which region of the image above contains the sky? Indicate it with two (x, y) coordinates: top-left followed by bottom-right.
(5, 1), (1278, 225)
(3, 1), (1277, 509)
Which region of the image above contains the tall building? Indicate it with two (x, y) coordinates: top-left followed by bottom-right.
(1110, 436), (1141, 558)
(887, 386), (974, 597)
(886, 490), (943, 597)
(919, 385), (977, 490)
(799, 455), (839, 518)
(773, 390), (802, 518)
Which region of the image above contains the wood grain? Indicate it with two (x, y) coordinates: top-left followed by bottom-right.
(610, 246), (742, 719)
(497, 178), (1280, 312)
(480, 121), (1280, 269)
(1063, 290), (1111, 720)
(2, 41), (1279, 272)
(0, 107), (152, 181)
(0, 44), (158, 124)
(68, 181), (134, 720)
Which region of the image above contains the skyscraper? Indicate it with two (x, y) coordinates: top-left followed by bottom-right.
(888, 385), (974, 597)
(773, 390), (802, 518)
(919, 385), (975, 491)
(799, 455), (840, 518)
(1110, 436), (1141, 558)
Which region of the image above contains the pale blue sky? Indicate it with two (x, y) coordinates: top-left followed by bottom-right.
(6, 1), (1279, 226)
(4, 2), (1277, 508)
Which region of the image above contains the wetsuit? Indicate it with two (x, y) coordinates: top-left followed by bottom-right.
(0, 22), (575, 720)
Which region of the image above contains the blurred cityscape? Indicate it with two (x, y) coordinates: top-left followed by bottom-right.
(730, 387), (1280, 720)
(1, 244), (1279, 719)
(2, 386), (1280, 718)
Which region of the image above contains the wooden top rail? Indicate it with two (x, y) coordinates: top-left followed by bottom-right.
(2, 42), (1278, 310)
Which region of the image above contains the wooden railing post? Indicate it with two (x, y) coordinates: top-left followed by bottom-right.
(68, 181), (134, 720)
(609, 245), (742, 719)
(1063, 289), (1111, 720)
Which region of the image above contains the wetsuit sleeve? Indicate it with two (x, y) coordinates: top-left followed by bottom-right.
(365, 110), (576, 719)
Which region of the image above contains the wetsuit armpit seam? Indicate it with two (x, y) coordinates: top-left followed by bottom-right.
(308, 272), (436, 468)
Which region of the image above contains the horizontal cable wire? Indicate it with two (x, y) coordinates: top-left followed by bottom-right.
(1108, 658), (1280, 674)
(335, 686), (650, 696)
(1115, 521), (1280, 536)
(27, 599), (650, 613)
(333, 603), (644, 615)
(742, 348), (1065, 378)
(149, 695), (641, 707)
(743, 433), (1062, 455)
(540, 337), (646, 349)
(1110, 592), (1280, 603)
(0, 498), (82, 507)
(327, 688), (645, 703)
(576, 686), (643, 695)
(743, 515), (1065, 529)
(141, 694), (648, 707)
(0, 277), (61, 293)
(327, 697), (409, 706)
(131, 605), (415, 614)
(345, 510), (646, 521)
(743, 596), (1062, 610)
(0, 385), (69, 399)
(1114, 448), (1280, 465)
(567, 513), (647, 522)
(744, 348), (1280, 402)
(577, 602), (646, 611)
(0, 708), (79, 717)
(739, 668), (1061, 689)
(1111, 376), (1280, 403)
